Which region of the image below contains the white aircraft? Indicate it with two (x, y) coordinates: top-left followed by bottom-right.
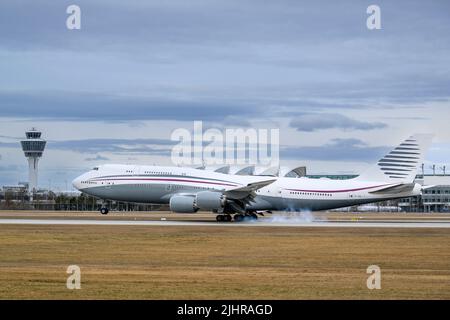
(72, 134), (433, 221)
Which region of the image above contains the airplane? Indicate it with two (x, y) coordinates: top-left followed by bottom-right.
(72, 134), (433, 222)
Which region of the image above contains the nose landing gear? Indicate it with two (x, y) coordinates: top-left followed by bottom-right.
(100, 207), (109, 215)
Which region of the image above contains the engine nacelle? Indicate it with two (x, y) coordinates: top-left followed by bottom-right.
(196, 191), (226, 211)
(169, 195), (198, 213)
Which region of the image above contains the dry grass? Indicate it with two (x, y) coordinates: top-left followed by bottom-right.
(0, 223), (449, 299)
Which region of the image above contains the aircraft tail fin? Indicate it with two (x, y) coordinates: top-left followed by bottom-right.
(356, 134), (434, 183)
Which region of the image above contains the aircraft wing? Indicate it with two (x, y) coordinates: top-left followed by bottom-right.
(220, 179), (275, 213)
(226, 179), (276, 193)
(221, 179), (275, 206)
(169, 179), (274, 200)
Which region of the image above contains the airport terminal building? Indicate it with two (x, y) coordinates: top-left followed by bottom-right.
(399, 174), (450, 213)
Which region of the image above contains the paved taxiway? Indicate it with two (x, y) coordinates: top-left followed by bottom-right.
(1, 218), (449, 228)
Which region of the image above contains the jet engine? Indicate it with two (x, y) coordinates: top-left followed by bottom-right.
(169, 195), (198, 213)
(195, 191), (226, 211)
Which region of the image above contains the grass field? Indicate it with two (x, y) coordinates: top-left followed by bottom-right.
(1, 220), (449, 299)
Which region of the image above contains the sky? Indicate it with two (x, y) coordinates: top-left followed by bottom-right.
(1, 0), (450, 190)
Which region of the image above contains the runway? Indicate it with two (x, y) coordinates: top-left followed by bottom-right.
(1, 218), (449, 228)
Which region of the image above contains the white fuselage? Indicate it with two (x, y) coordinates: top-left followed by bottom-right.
(73, 164), (421, 212)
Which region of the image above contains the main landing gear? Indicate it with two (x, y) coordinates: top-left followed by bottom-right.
(100, 207), (109, 215)
(216, 214), (232, 222)
(234, 213), (258, 222)
(215, 212), (258, 222)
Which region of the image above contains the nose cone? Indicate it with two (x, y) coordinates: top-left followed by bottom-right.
(72, 175), (83, 190)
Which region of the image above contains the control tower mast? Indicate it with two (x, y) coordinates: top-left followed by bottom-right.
(20, 128), (46, 193)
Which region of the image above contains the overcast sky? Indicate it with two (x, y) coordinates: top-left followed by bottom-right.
(1, 0), (450, 189)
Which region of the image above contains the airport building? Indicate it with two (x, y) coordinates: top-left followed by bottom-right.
(399, 175), (450, 212)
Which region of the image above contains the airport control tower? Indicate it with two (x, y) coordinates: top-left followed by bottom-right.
(20, 128), (46, 193)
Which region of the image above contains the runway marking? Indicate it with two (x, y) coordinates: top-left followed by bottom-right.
(0, 219), (449, 228)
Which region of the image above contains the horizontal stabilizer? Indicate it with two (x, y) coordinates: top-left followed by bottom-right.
(369, 183), (415, 194)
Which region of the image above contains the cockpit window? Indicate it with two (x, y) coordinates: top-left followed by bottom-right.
(92, 167), (99, 171)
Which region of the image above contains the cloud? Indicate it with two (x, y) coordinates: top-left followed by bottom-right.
(289, 113), (387, 132)
(220, 116), (252, 128)
(0, 141), (19, 148)
(49, 138), (175, 155)
(0, 134), (22, 140)
(0, 138), (175, 156)
(0, 165), (20, 172)
(84, 154), (110, 161)
(0, 91), (262, 122)
(280, 138), (389, 162)
(0, 0), (449, 187)
(1, 0), (449, 118)
(0, 1), (364, 50)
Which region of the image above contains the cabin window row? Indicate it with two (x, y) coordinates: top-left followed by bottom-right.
(289, 191), (332, 197)
(142, 171), (174, 175)
(81, 181), (96, 185)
